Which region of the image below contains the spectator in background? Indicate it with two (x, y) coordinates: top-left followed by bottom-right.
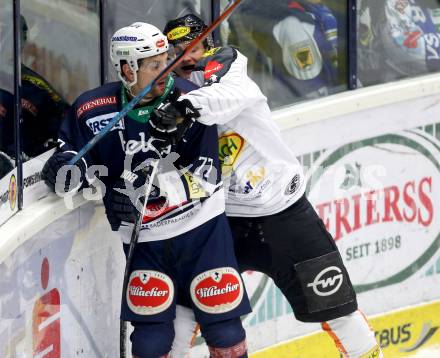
(0, 15), (70, 163)
(358, 0), (440, 86)
(227, 0), (340, 108)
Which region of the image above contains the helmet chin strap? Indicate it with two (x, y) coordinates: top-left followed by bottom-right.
(126, 83), (154, 105)
(120, 69), (154, 105)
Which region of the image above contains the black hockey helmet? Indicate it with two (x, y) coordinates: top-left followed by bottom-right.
(163, 14), (214, 48)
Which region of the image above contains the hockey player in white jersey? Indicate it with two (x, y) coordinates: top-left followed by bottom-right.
(154, 14), (384, 357)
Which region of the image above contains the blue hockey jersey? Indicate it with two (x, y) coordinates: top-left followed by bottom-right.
(57, 77), (225, 242)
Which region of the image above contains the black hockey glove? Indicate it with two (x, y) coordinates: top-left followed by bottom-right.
(107, 165), (162, 231)
(148, 99), (200, 147)
(42, 152), (87, 193)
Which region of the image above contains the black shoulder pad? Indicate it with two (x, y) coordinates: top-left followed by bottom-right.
(195, 46), (238, 86)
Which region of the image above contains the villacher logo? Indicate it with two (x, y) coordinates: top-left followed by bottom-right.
(127, 270), (174, 315)
(191, 267), (243, 314)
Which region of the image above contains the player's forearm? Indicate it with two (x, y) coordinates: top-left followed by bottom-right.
(181, 51), (264, 126)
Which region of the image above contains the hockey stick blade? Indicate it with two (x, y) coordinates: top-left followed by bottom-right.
(69, 0), (241, 166)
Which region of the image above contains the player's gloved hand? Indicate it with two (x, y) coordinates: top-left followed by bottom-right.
(148, 98), (200, 147)
(42, 152), (87, 193)
(107, 165), (162, 230)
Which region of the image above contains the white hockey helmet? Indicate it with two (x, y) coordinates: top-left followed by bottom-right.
(110, 22), (169, 89)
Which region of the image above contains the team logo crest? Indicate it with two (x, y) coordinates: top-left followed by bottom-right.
(127, 270), (174, 315)
(190, 267), (243, 314)
(292, 45), (314, 69)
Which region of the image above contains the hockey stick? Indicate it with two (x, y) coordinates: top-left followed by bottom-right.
(68, 0), (242, 167)
(118, 2), (242, 355)
(120, 158), (159, 358)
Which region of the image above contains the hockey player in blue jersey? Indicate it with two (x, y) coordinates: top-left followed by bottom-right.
(42, 22), (251, 358)
(163, 14), (384, 357)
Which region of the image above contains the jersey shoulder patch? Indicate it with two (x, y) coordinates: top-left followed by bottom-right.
(197, 46), (238, 86)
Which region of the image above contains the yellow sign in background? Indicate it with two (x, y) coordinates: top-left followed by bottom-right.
(252, 300), (440, 357)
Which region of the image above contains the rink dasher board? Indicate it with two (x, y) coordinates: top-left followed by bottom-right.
(251, 300), (440, 358)
(0, 89), (440, 357)
(192, 92), (440, 355)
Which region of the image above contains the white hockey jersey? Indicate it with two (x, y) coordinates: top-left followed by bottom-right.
(180, 47), (306, 217)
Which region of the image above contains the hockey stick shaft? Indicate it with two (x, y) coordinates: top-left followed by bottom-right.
(120, 158), (159, 358)
(69, 0), (241, 167)
(119, 2), (241, 355)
